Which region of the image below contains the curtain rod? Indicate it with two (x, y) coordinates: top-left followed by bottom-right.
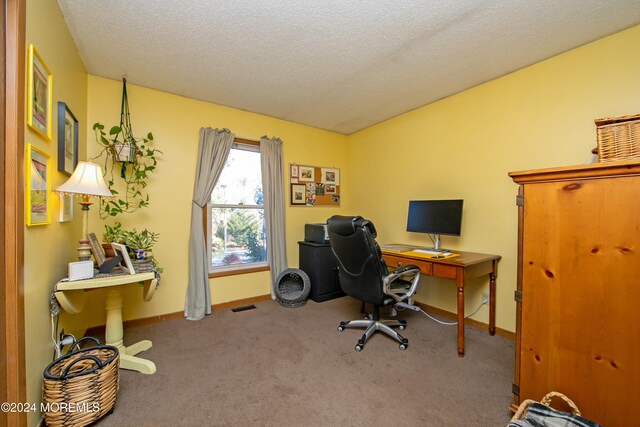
(235, 134), (260, 142)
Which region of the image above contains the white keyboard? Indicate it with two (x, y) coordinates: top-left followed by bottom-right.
(413, 249), (452, 256)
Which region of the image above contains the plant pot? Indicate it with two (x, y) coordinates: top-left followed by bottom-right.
(102, 243), (116, 258)
(133, 249), (147, 260)
(112, 143), (135, 162)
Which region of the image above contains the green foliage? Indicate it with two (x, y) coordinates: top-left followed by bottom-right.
(227, 209), (266, 262)
(102, 222), (163, 273)
(124, 228), (160, 251)
(211, 208), (266, 264)
(92, 122), (161, 218)
(246, 229), (267, 262)
(226, 210), (256, 247)
(102, 221), (127, 244)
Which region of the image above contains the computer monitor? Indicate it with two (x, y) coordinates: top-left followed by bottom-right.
(406, 199), (463, 251)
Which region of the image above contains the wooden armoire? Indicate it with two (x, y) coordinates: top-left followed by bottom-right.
(509, 160), (640, 427)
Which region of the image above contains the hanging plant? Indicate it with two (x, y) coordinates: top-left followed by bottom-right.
(92, 78), (162, 218)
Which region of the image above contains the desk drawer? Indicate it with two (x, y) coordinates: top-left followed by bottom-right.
(383, 255), (432, 275)
(433, 263), (457, 279)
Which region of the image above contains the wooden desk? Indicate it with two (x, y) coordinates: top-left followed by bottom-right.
(54, 272), (158, 374)
(381, 247), (500, 357)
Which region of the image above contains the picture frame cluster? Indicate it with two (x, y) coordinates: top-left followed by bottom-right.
(289, 164), (340, 206)
(25, 44), (80, 227)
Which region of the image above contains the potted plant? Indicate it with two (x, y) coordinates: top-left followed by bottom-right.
(92, 78), (162, 218)
(93, 122), (160, 218)
(124, 228), (163, 273)
(124, 228), (159, 260)
(102, 221), (127, 257)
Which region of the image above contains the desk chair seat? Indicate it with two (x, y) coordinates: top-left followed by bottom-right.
(327, 215), (420, 351)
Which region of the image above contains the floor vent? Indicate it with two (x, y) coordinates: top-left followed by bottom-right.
(231, 304), (256, 313)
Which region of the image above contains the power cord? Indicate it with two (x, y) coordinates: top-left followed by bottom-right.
(49, 293), (75, 359)
(395, 299), (487, 326)
(50, 294), (60, 359)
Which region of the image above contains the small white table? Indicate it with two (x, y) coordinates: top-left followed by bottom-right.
(54, 271), (159, 374)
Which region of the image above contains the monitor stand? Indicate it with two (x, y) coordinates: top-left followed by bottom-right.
(422, 234), (449, 253)
(432, 234), (441, 251)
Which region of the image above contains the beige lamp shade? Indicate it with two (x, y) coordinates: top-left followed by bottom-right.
(56, 161), (113, 198)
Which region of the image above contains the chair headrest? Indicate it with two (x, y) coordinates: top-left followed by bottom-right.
(327, 215), (377, 238)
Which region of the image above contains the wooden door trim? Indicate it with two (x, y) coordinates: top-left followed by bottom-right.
(2, 0), (27, 425)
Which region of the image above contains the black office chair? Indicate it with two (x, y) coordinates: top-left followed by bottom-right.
(327, 215), (421, 351)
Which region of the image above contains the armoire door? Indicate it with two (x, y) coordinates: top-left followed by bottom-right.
(519, 174), (640, 426)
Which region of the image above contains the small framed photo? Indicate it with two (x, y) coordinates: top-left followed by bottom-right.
(321, 167), (340, 185)
(27, 44), (53, 140)
(57, 102), (78, 175)
(305, 183), (316, 206)
(298, 166), (315, 182)
(59, 193), (73, 222)
(25, 144), (51, 226)
(111, 243), (135, 274)
(325, 184), (337, 194)
(291, 184), (306, 205)
(290, 164), (299, 178)
(88, 232), (106, 266)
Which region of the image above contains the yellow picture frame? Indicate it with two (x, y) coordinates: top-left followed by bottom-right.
(27, 44), (53, 140)
(25, 144), (51, 226)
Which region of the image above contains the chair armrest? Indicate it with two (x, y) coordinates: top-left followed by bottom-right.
(392, 264), (420, 275)
(383, 265), (421, 303)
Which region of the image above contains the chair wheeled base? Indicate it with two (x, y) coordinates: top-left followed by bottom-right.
(337, 305), (409, 351)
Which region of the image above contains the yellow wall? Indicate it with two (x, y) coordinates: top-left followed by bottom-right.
(348, 24), (640, 332)
(83, 76), (349, 326)
(23, 0), (88, 425)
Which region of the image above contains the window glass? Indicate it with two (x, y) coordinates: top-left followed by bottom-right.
(211, 148), (262, 205)
(210, 146), (267, 269)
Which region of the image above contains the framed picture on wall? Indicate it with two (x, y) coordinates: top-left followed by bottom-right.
(321, 167), (340, 185)
(25, 144), (51, 226)
(298, 166), (315, 182)
(27, 44), (53, 141)
(290, 164), (299, 178)
(291, 184), (306, 205)
(57, 102), (79, 175)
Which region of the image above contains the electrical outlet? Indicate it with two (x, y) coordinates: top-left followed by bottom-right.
(58, 329), (74, 347)
(482, 292), (489, 305)
(60, 336), (75, 346)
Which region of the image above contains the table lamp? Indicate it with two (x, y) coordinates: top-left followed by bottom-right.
(56, 161), (113, 260)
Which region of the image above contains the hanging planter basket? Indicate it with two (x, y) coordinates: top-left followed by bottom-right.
(111, 143), (135, 163)
(92, 77), (162, 218)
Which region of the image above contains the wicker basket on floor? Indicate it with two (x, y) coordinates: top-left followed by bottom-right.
(509, 391), (602, 427)
(42, 337), (120, 427)
(595, 113), (640, 162)
(511, 391), (581, 421)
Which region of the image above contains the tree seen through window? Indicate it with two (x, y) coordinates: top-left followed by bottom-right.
(210, 145), (267, 268)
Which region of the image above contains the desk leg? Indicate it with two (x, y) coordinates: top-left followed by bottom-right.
(105, 288), (156, 374)
(457, 280), (465, 358)
(489, 271), (496, 336)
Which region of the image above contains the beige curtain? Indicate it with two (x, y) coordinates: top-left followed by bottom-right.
(185, 128), (234, 320)
(260, 136), (287, 297)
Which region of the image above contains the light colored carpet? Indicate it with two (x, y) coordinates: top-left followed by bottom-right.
(95, 297), (514, 426)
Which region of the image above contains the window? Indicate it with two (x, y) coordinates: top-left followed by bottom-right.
(209, 142), (267, 273)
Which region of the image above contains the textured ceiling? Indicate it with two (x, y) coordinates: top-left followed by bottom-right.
(57, 0), (640, 135)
